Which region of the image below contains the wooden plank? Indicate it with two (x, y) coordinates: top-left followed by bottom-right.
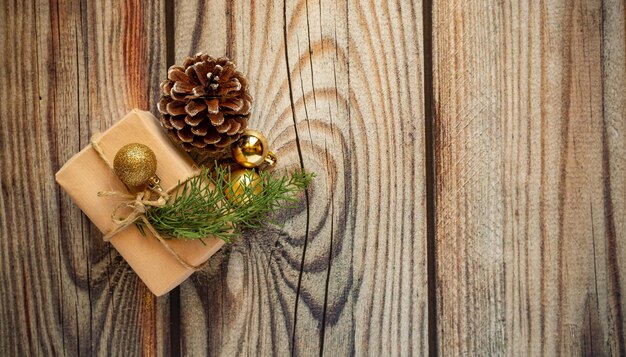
(173, 0), (427, 355)
(433, 0), (626, 355)
(0, 0), (169, 355)
(600, 1), (626, 355)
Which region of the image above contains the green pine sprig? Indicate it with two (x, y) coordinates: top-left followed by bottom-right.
(140, 164), (314, 243)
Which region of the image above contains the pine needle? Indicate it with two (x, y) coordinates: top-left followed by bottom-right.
(141, 164), (314, 243)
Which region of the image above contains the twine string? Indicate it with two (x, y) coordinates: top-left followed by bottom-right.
(90, 133), (207, 271)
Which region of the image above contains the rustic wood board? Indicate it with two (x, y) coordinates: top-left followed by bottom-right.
(2, 0), (624, 355)
(173, 0), (428, 355)
(433, 0), (625, 355)
(0, 0), (169, 355)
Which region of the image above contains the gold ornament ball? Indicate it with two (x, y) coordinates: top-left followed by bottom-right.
(113, 143), (157, 187)
(232, 130), (276, 168)
(225, 169), (263, 204)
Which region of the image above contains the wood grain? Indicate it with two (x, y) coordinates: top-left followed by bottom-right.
(433, 0), (626, 355)
(4, 0), (623, 355)
(173, 0), (428, 355)
(0, 0), (169, 355)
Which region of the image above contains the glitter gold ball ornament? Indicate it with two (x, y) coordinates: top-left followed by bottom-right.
(231, 130), (277, 168)
(113, 143), (158, 187)
(225, 169), (263, 204)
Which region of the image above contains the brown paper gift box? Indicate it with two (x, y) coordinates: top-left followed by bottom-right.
(55, 109), (224, 296)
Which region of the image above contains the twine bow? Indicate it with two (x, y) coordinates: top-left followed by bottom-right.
(97, 190), (167, 241)
(90, 133), (206, 271)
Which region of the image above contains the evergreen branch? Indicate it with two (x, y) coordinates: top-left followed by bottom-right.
(141, 164), (314, 243)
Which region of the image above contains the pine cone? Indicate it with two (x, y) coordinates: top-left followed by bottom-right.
(158, 53), (252, 156)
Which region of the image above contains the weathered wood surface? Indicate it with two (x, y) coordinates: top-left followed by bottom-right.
(173, 0), (428, 356)
(0, 0), (169, 355)
(2, 0), (625, 356)
(433, 0), (626, 355)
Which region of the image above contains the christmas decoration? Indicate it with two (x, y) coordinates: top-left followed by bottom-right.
(225, 169), (263, 203)
(144, 165), (311, 242)
(113, 143), (159, 188)
(56, 52), (314, 296)
(158, 53), (252, 157)
(232, 130), (277, 168)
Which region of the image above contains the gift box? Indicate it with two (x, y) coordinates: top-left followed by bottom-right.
(56, 109), (224, 296)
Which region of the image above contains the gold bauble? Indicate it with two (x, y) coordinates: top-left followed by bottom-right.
(225, 169), (263, 204)
(113, 143), (157, 187)
(231, 130), (277, 168)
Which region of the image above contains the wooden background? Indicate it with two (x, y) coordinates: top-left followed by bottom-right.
(0, 0), (623, 356)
